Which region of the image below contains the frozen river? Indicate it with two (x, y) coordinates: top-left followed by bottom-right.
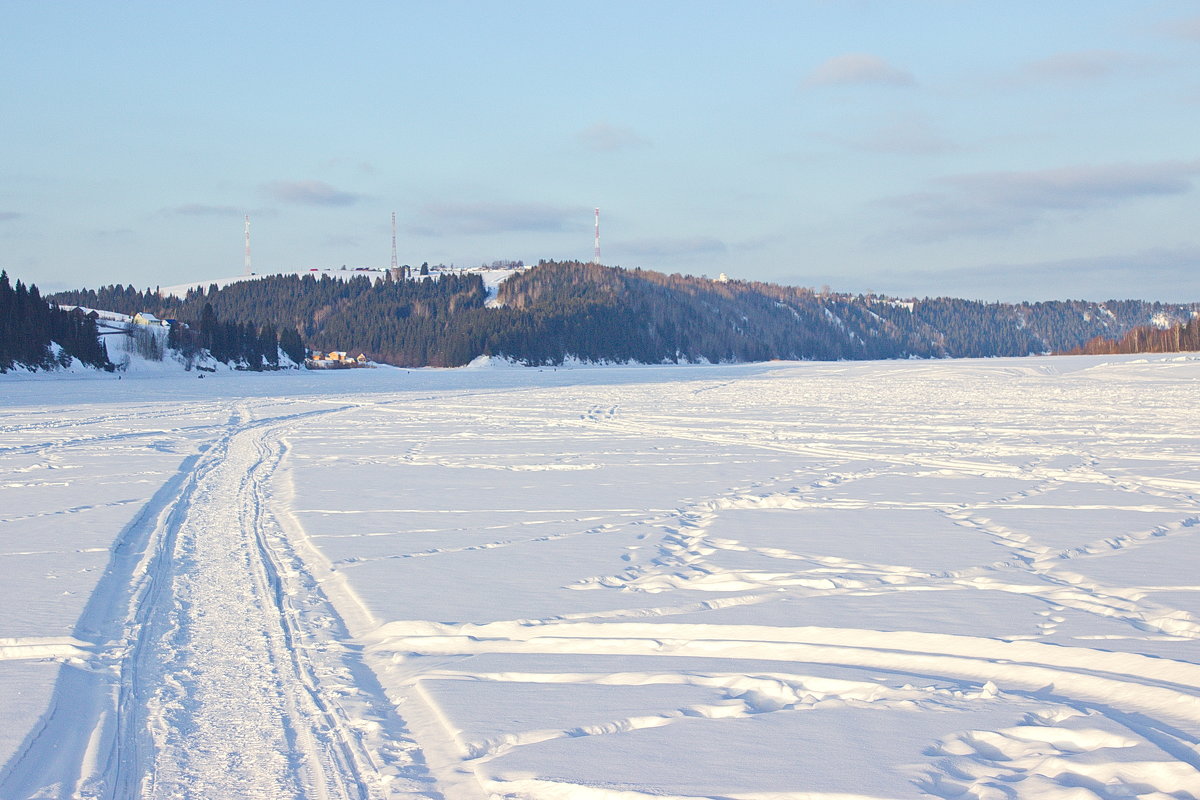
(1, 355), (1199, 799)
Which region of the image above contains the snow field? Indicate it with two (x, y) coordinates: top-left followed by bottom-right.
(0, 354), (1199, 799)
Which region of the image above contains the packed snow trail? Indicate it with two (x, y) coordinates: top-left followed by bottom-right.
(120, 407), (433, 799)
(0, 402), (436, 800)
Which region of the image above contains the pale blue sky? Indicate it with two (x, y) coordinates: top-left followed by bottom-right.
(3, 1), (1199, 300)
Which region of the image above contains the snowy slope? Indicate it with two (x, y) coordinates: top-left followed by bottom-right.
(1, 355), (1199, 799)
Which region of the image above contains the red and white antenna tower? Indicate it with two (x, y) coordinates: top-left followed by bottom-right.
(244, 214), (252, 276)
(593, 207), (601, 264)
(391, 211), (398, 270)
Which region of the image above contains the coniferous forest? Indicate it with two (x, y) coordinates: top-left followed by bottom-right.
(164, 303), (305, 370)
(0, 271), (111, 373)
(22, 261), (1200, 372)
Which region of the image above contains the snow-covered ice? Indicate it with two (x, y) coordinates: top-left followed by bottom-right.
(1, 354), (1199, 799)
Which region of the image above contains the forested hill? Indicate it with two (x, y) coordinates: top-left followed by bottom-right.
(493, 264), (1196, 362)
(1066, 314), (1200, 356)
(51, 262), (1198, 368)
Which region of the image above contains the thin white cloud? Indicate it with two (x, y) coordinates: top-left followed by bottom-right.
(408, 202), (587, 236)
(90, 228), (136, 242)
(804, 54), (915, 87)
(1162, 15), (1200, 41)
(323, 158), (377, 174)
(892, 246), (1200, 302)
(619, 236), (727, 259)
(881, 160), (1200, 240)
(846, 117), (956, 155)
(577, 123), (650, 152)
(943, 162), (1199, 206)
(1016, 50), (1150, 83)
(165, 203), (243, 217)
(262, 180), (362, 206)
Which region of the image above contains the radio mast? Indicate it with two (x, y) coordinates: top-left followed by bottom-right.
(593, 208), (601, 264)
(244, 215), (252, 276)
(391, 211), (398, 270)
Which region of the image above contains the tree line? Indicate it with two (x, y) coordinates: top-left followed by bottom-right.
(41, 263), (1200, 370)
(0, 271), (111, 373)
(165, 303), (305, 370)
(1065, 315), (1200, 355)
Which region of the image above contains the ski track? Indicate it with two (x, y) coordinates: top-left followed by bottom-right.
(2, 358), (1200, 799)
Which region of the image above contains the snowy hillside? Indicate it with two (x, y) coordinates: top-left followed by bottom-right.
(2, 355), (1200, 798)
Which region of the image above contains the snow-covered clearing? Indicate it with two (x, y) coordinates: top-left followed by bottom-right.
(1, 354), (1199, 799)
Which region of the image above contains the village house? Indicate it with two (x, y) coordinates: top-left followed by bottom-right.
(133, 312), (167, 327)
(304, 350), (369, 368)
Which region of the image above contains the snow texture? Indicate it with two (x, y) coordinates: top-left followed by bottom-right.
(1, 353), (1199, 799)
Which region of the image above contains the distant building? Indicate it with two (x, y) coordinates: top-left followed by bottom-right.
(304, 349), (371, 369)
(133, 312), (167, 326)
(67, 307), (100, 321)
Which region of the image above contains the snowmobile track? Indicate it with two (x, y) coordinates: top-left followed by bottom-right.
(0, 402), (435, 800)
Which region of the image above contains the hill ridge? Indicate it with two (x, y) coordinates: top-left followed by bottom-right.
(46, 261), (1200, 369)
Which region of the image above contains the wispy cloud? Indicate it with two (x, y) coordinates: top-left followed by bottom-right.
(262, 180), (362, 206)
(408, 202), (587, 236)
(1161, 15), (1200, 41)
(323, 158), (377, 174)
(781, 245), (1200, 302)
(804, 54), (915, 87)
(1015, 50), (1150, 83)
(619, 236), (728, 259)
(577, 123), (650, 152)
(91, 228), (136, 242)
(881, 160), (1200, 240)
(844, 116), (956, 155)
(0, 211), (21, 222)
(890, 246), (1200, 302)
(320, 234), (360, 248)
(164, 203), (243, 217)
